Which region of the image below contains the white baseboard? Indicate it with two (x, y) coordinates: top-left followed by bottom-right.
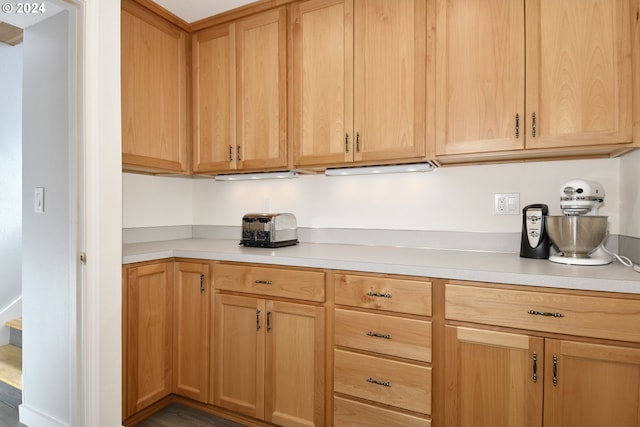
(19, 403), (68, 427)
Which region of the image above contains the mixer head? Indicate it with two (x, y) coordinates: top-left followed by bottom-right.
(559, 179), (605, 215)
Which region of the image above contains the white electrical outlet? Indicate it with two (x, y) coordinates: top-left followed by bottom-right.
(494, 193), (519, 215)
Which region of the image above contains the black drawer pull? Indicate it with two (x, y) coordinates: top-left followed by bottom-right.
(255, 280), (273, 285)
(528, 310), (564, 318)
(367, 331), (392, 340)
(367, 377), (391, 387)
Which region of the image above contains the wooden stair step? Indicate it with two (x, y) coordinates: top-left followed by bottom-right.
(4, 318), (21, 331)
(0, 345), (21, 390)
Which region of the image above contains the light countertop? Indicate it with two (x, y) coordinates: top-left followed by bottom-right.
(123, 238), (640, 294)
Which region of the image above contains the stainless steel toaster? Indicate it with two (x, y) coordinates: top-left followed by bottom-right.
(240, 213), (298, 248)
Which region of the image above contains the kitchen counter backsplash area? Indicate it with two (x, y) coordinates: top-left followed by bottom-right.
(124, 225), (522, 252)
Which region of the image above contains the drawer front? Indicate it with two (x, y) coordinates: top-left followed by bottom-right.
(334, 349), (431, 414)
(335, 309), (432, 362)
(446, 282), (640, 343)
(334, 396), (431, 427)
(214, 263), (325, 302)
(334, 274), (432, 316)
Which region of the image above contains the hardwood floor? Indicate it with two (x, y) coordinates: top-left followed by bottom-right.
(135, 404), (248, 427)
(0, 401), (26, 427)
(0, 401), (246, 427)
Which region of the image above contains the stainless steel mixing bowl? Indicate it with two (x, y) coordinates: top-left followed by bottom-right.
(546, 216), (608, 258)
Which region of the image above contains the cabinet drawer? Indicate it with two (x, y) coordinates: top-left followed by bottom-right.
(214, 263), (325, 302)
(334, 274), (432, 316)
(446, 282), (640, 343)
(334, 396), (431, 427)
(335, 309), (432, 362)
(334, 349), (431, 414)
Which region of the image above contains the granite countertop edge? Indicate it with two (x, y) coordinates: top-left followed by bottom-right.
(122, 238), (640, 295)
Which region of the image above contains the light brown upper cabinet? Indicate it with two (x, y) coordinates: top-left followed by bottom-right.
(121, 0), (189, 173)
(292, 0), (428, 169)
(435, 0), (638, 163)
(193, 8), (289, 174)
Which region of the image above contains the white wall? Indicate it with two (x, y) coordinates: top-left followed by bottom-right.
(620, 149), (640, 237)
(123, 156), (624, 235)
(0, 43), (23, 331)
(21, 11), (72, 426)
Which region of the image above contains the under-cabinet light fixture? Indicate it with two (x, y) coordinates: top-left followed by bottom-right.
(325, 162), (437, 176)
(215, 171), (299, 181)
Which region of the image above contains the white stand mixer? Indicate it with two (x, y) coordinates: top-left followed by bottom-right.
(547, 179), (613, 265)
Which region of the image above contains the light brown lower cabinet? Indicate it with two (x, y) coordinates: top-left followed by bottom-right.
(123, 261), (174, 420)
(212, 263), (326, 427)
(445, 281), (640, 427)
(123, 262), (640, 427)
(173, 261), (210, 402)
(123, 259), (211, 423)
(333, 272), (433, 426)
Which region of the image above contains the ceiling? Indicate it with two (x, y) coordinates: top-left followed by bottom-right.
(0, 0), (255, 45)
(151, 0), (258, 23)
(1, 0), (64, 29)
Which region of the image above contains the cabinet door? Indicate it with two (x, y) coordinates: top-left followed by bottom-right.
(173, 262), (210, 402)
(434, 0), (525, 156)
(265, 300), (325, 427)
(353, 0), (426, 162)
(444, 325), (543, 427)
(236, 8), (289, 171)
(192, 24), (236, 173)
(213, 294), (265, 418)
(544, 339), (640, 427)
(121, 0), (188, 173)
(123, 262), (173, 418)
(525, 0), (633, 149)
(292, 0), (353, 167)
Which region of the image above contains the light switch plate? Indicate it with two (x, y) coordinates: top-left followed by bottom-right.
(34, 187), (44, 213)
(494, 193), (519, 215)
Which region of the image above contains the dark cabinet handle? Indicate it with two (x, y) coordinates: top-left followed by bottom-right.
(256, 309), (261, 331)
(532, 351), (537, 382)
(528, 310), (564, 318)
(367, 291), (392, 299)
(367, 377), (391, 387)
(367, 331), (392, 340)
(532, 112), (537, 138)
